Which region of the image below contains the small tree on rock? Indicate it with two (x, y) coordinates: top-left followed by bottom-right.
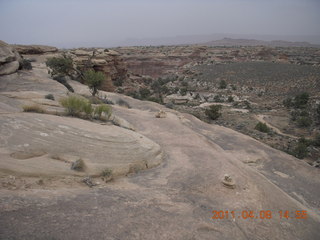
(84, 70), (105, 96)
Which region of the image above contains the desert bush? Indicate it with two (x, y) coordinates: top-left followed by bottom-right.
(100, 168), (112, 182)
(283, 97), (293, 108)
(94, 104), (112, 120)
(20, 59), (32, 70)
(180, 87), (187, 96)
(255, 122), (270, 133)
(147, 96), (162, 104)
(227, 96), (234, 102)
(297, 116), (312, 128)
(83, 70), (105, 96)
(45, 94), (55, 101)
(312, 134), (320, 147)
(219, 80), (227, 89)
(60, 95), (91, 117)
(46, 56), (74, 77)
(214, 95), (224, 102)
(71, 159), (85, 171)
(294, 92), (309, 108)
(244, 100), (251, 109)
(22, 105), (45, 113)
(293, 138), (309, 159)
(205, 105), (222, 120)
(117, 98), (131, 108)
(139, 88), (151, 99)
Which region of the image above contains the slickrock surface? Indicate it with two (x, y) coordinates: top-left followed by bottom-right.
(0, 47), (319, 240)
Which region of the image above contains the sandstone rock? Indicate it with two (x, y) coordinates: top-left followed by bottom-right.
(155, 110), (167, 118)
(222, 174), (236, 189)
(67, 48), (128, 92)
(0, 61), (19, 75)
(0, 40), (21, 75)
(12, 44), (58, 54)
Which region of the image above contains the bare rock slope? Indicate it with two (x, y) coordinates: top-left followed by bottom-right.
(0, 50), (319, 240)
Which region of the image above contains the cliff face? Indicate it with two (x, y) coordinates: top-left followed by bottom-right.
(67, 48), (128, 92)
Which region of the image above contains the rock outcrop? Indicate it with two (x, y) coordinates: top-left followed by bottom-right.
(12, 44), (58, 54)
(67, 48), (128, 92)
(0, 40), (21, 76)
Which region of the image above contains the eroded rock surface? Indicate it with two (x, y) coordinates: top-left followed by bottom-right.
(0, 40), (21, 75)
(0, 48), (319, 240)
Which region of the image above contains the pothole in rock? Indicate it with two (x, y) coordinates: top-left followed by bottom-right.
(10, 150), (47, 159)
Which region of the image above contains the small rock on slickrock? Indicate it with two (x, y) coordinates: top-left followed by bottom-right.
(222, 174), (236, 189)
(155, 110), (167, 118)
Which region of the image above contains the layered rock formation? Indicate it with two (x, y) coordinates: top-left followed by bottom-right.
(0, 40), (21, 76)
(12, 44), (58, 54)
(67, 48), (128, 92)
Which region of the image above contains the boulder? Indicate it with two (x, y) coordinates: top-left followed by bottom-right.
(0, 40), (21, 75)
(0, 61), (20, 75)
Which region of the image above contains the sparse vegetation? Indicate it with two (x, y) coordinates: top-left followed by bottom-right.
(60, 95), (112, 121)
(60, 96), (92, 117)
(255, 122), (270, 133)
(94, 104), (112, 120)
(205, 105), (222, 120)
(22, 105), (45, 113)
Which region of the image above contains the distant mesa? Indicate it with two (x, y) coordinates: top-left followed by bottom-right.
(203, 38), (320, 48)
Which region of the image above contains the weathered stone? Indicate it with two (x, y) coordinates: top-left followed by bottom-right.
(12, 44), (58, 54)
(155, 110), (167, 118)
(0, 61), (19, 75)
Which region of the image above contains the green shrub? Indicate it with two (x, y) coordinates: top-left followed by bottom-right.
(45, 94), (55, 101)
(205, 105), (222, 120)
(46, 56), (74, 77)
(180, 87), (187, 96)
(227, 96), (234, 102)
(255, 122), (270, 133)
(219, 80), (227, 89)
(283, 98), (293, 108)
(312, 134), (320, 147)
(94, 104), (112, 120)
(20, 59), (32, 70)
(101, 168), (112, 178)
(84, 70), (105, 96)
(60, 95), (91, 117)
(294, 92), (309, 108)
(293, 138), (309, 159)
(214, 95), (224, 102)
(297, 116), (312, 128)
(71, 159), (85, 171)
(22, 105), (45, 113)
(139, 88), (151, 99)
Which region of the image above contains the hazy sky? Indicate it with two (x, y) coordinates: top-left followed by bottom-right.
(0, 0), (319, 47)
